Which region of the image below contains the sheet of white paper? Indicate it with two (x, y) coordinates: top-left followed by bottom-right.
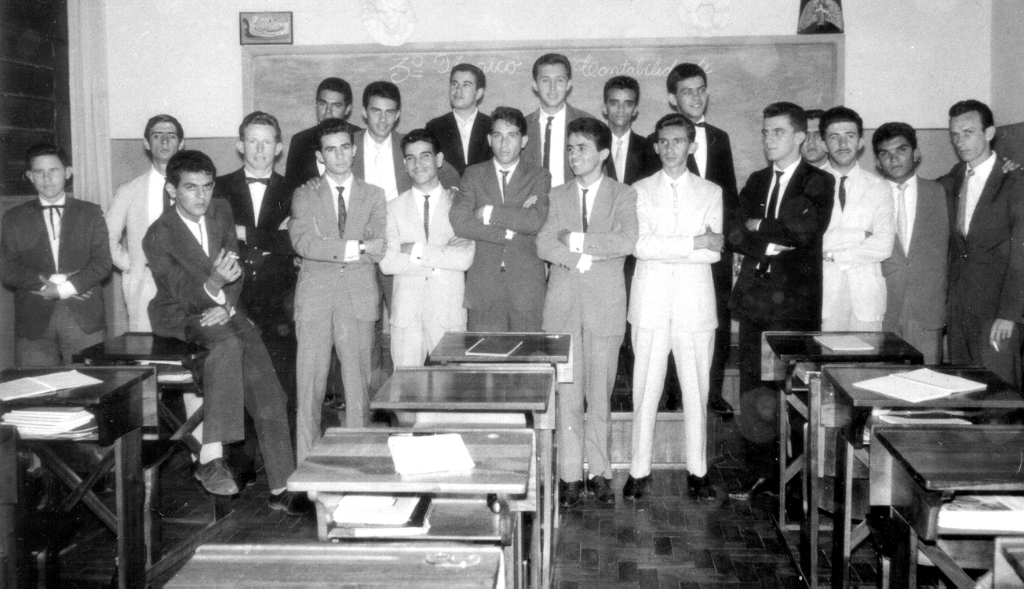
(388, 433), (475, 475)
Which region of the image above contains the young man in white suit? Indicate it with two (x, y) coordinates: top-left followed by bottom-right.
(818, 106), (894, 331)
(380, 129), (475, 367)
(625, 113), (723, 501)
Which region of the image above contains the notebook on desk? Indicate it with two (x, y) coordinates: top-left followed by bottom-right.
(854, 368), (986, 403)
(331, 494), (432, 537)
(465, 337), (523, 357)
(813, 334), (874, 352)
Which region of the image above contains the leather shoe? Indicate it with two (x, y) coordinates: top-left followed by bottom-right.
(194, 458), (239, 496)
(622, 474), (650, 500)
(727, 476), (778, 501)
(586, 476), (615, 504)
(268, 490), (312, 516)
(687, 473), (715, 501)
(559, 479), (584, 507)
(709, 397), (734, 416)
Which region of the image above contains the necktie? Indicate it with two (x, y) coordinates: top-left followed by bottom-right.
(896, 183), (908, 252)
(580, 188), (589, 232)
(838, 176), (848, 210)
(246, 177), (269, 185)
(695, 121), (706, 128)
(765, 170), (784, 219)
(542, 116), (554, 171)
(422, 192), (430, 241)
(614, 138), (626, 181)
(958, 168), (975, 236)
(42, 205), (63, 236)
(336, 186), (347, 237)
(500, 170), (509, 203)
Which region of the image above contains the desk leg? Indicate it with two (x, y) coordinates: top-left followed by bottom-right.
(801, 375), (821, 588)
(115, 428), (145, 589)
(888, 509), (917, 589)
(831, 432), (853, 589)
(539, 428), (553, 589)
(778, 385), (789, 528)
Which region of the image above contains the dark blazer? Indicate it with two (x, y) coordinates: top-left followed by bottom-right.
(941, 161), (1024, 321)
(451, 159), (552, 312)
(728, 160), (834, 327)
(523, 103), (594, 183)
(0, 197), (111, 340)
(351, 130), (461, 194)
(425, 111), (493, 175)
(284, 122), (364, 192)
(143, 199), (243, 341)
(603, 130), (660, 185)
(882, 177), (949, 331)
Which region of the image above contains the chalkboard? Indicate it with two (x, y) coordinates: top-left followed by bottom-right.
(243, 36), (843, 183)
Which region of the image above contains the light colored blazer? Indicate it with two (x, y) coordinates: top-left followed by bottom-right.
(289, 176), (386, 323)
(821, 162), (895, 323)
(882, 176), (949, 330)
(537, 177), (638, 337)
(380, 187), (474, 329)
(628, 171), (721, 332)
(106, 170), (160, 331)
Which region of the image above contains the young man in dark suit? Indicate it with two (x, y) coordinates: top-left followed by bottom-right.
(1, 143), (111, 366)
(727, 102), (834, 499)
(522, 53), (594, 187)
(601, 76), (659, 185)
(451, 106), (551, 331)
(284, 77), (363, 192)
(425, 63), (493, 175)
(144, 150), (306, 513)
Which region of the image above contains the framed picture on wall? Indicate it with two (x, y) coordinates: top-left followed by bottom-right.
(240, 12), (293, 45)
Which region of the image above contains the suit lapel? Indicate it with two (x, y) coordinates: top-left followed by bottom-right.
(779, 162), (810, 214)
(967, 165), (1005, 236)
(587, 179), (615, 233)
(319, 177), (343, 238)
(168, 212), (213, 272)
(260, 174), (286, 228)
(351, 131), (366, 179)
(469, 114), (489, 167)
(230, 170), (256, 227)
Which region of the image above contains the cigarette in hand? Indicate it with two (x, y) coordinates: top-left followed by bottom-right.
(226, 251), (239, 261)
(992, 339), (1000, 352)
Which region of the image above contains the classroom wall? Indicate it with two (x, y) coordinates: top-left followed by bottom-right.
(991, 0), (1024, 126)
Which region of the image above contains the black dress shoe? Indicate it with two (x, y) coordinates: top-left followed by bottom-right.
(727, 476), (778, 501)
(622, 474), (651, 500)
(687, 473), (715, 501)
(268, 490), (312, 516)
(587, 476), (615, 504)
(559, 480), (584, 507)
(709, 397), (734, 416)
(194, 458), (239, 496)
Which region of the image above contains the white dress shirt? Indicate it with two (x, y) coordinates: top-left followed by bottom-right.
(888, 174), (918, 251)
(176, 209), (227, 305)
(612, 132), (631, 182)
(39, 194), (77, 299)
(964, 151), (997, 234)
(454, 109), (478, 163)
(244, 169), (272, 222)
(762, 158), (802, 255)
(409, 183), (443, 269)
(541, 105), (567, 186)
(693, 116), (707, 178)
(325, 174), (362, 261)
(363, 132), (399, 202)
(147, 166), (166, 226)
(569, 176), (602, 273)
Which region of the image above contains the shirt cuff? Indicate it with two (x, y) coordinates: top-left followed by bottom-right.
(576, 254), (593, 273)
(56, 281), (77, 300)
(569, 232), (585, 253)
(204, 284), (227, 304)
(505, 229), (515, 240)
(765, 243), (780, 256)
(49, 274), (66, 285)
(344, 240), (361, 262)
(482, 205), (493, 225)
(410, 242), (425, 265)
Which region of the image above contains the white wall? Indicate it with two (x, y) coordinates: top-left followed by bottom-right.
(104, 0), (992, 138)
(991, 0), (1024, 126)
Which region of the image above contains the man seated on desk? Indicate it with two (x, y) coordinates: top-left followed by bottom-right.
(425, 63), (493, 176)
(143, 150), (307, 514)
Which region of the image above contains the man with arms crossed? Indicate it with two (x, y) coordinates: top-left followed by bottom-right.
(285, 77), (362, 192)
(537, 117), (637, 506)
(426, 63), (493, 175)
(522, 53), (594, 187)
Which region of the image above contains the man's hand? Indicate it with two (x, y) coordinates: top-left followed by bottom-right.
(1001, 157), (1021, 174)
(744, 218), (761, 232)
(400, 242), (415, 254)
(557, 229), (572, 246)
(447, 236), (472, 247)
(70, 291), (93, 302)
(523, 195), (538, 208)
(32, 275), (60, 300)
(235, 225), (247, 242)
(474, 206), (487, 221)
(990, 319), (1016, 352)
(364, 238), (387, 257)
(207, 249), (242, 293)
(304, 177), (323, 191)
(694, 225), (725, 252)
(200, 306), (231, 327)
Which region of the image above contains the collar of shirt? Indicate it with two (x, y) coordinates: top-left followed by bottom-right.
(454, 109), (478, 131)
(659, 169), (691, 187)
(767, 158), (802, 212)
(326, 174), (354, 207)
(176, 210), (209, 256)
(244, 170), (271, 222)
(888, 174), (918, 243)
(414, 184), (443, 222)
(494, 158), (520, 181)
(887, 173), (918, 194)
(969, 150), (997, 186)
(613, 131), (631, 155)
(38, 194), (66, 208)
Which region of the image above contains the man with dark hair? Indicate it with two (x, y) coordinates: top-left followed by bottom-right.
(451, 106), (551, 331)
(601, 75), (659, 185)
(728, 102), (834, 500)
(819, 106), (894, 331)
(874, 122), (948, 364)
(285, 77), (363, 192)
(1, 143), (111, 365)
(802, 108), (829, 168)
(941, 99), (1024, 386)
(290, 118), (387, 460)
(425, 64), (493, 175)
(106, 114), (184, 332)
(658, 62), (738, 416)
(143, 150), (305, 513)
(538, 117), (637, 506)
(522, 53), (594, 186)
(623, 114), (722, 501)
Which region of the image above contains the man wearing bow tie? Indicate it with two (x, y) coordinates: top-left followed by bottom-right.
(1, 143), (111, 365)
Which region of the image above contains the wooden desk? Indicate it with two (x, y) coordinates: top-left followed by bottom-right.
(762, 331), (922, 586)
(372, 365), (556, 589)
(165, 544), (503, 588)
(825, 366), (1024, 588)
(431, 331), (572, 383)
(995, 538), (1024, 588)
(871, 426), (1024, 588)
(0, 366), (152, 588)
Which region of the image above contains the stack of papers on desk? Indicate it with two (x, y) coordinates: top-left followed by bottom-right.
(939, 495), (1024, 533)
(2, 407), (96, 439)
(814, 334), (874, 351)
(331, 495), (432, 538)
(0, 370), (102, 401)
(465, 337), (523, 357)
(854, 368), (986, 403)
(388, 433), (475, 475)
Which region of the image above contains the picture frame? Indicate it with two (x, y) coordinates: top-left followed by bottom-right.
(239, 12), (293, 45)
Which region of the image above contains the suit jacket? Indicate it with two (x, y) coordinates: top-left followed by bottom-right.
(729, 160), (835, 327)
(821, 163), (895, 323)
(351, 130), (461, 199)
(941, 159), (1024, 321)
(603, 130), (660, 186)
(882, 176), (949, 331)
(425, 111), (494, 176)
(628, 171), (721, 332)
(214, 168), (294, 256)
(451, 159), (552, 312)
(537, 177), (638, 337)
(284, 122), (364, 193)
(142, 199), (241, 341)
(288, 176), (386, 323)
(1, 197), (111, 339)
(523, 103), (594, 183)
(380, 187), (474, 330)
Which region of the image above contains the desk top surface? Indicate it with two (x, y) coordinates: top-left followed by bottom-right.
(874, 426), (1024, 492)
(765, 331), (923, 364)
(72, 332), (207, 363)
(824, 365), (1023, 409)
(431, 331), (570, 363)
(288, 428), (533, 495)
(371, 366), (554, 412)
